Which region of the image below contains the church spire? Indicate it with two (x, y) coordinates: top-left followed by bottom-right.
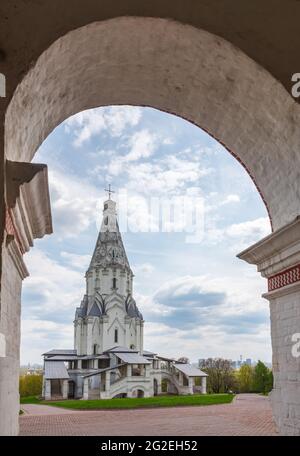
(104, 184), (115, 200)
(74, 190), (143, 356)
(87, 192), (131, 273)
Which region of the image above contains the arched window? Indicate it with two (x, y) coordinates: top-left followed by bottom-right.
(93, 344), (98, 355)
(114, 328), (118, 343)
(112, 278), (117, 289)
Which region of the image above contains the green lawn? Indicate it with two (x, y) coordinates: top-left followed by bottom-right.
(20, 394), (234, 410)
(20, 395), (43, 404)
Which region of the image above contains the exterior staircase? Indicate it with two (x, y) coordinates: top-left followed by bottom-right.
(108, 377), (128, 397)
(88, 389), (101, 400)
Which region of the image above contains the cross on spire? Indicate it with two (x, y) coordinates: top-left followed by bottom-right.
(104, 184), (115, 200)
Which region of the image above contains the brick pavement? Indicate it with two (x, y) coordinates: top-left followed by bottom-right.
(19, 394), (278, 436)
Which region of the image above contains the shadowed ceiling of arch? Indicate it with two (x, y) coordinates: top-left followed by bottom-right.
(0, 0), (299, 102)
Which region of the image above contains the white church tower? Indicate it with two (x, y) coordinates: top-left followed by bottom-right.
(74, 189), (144, 356)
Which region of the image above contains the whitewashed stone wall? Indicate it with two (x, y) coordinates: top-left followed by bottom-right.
(268, 288), (300, 435)
(239, 218), (300, 435)
(0, 245), (23, 435)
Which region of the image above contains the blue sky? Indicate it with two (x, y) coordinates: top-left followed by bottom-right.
(21, 106), (272, 364)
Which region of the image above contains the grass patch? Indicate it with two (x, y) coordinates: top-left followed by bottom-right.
(20, 395), (42, 404)
(39, 394), (234, 410)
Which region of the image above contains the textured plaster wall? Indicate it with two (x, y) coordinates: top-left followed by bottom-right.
(0, 246), (22, 435)
(269, 288), (300, 435)
(4, 17), (300, 231)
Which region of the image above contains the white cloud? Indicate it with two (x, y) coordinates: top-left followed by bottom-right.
(133, 263), (155, 276)
(23, 248), (85, 318)
(138, 274), (271, 362)
(60, 252), (91, 271)
(124, 129), (157, 162)
(220, 194), (240, 205)
(49, 168), (100, 239)
(225, 217), (270, 239)
(21, 319), (73, 364)
(104, 129), (158, 177)
(143, 321), (271, 363)
(163, 137), (174, 145)
(65, 106), (142, 146)
(21, 249), (88, 363)
(126, 156), (211, 196)
(204, 216), (271, 247)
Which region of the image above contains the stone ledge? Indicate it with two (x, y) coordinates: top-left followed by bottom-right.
(238, 217), (300, 281)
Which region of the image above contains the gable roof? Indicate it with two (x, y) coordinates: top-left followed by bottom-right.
(43, 349), (76, 356)
(116, 352), (151, 364)
(174, 363), (208, 377)
(143, 349), (157, 357)
(88, 302), (102, 317)
(44, 361), (70, 379)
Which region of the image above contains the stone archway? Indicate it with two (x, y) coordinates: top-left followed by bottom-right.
(5, 17), (300, 231)
(161, 376), (179, 396)
(1, 16), (300, 435)
(131, 388), (145, 399)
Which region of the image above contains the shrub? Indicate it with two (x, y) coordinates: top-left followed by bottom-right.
(19, 374), (43, 398)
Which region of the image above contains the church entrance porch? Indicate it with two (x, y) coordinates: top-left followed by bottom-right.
(49, 380), (64, 400)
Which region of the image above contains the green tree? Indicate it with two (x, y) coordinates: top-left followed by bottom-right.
(177, 357), (189, 364)
(237, 364), (254, 393)
(252, 361), (273, 394)
(19, 374), (43, 398)
(199, 358), (237, 393)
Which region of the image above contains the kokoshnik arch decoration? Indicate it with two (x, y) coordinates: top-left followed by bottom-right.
(1, 16), (300, 436)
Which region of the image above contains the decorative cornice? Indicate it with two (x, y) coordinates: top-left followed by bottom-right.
(238, 217), (300, 292)
(6, 235), (29, 280)
(4, 160), (53, 280)
(5, 207), (24, 254)
(268, 263), (300, 292)
(6, 160), (53, 254)
(263, 281), (300, 301)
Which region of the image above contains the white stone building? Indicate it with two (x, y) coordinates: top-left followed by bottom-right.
(42, 196), (207, 400)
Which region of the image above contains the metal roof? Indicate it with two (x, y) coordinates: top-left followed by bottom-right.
(43, 349), (76, 356)
(116, 352), (151, 364)
(143, 350), (157, 357)
(44, 361), (70, 379)
(82, 364), (124, 378)
(44, 354), (110, 361)
(44, 355), (78, 361)
(174, 363), (208, 377)
(157, 355), (176, 362)
(106, 345), (138, 353)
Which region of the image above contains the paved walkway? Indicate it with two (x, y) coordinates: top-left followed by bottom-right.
(19, 394), (278, 436)
(21, 404), (77, 415)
